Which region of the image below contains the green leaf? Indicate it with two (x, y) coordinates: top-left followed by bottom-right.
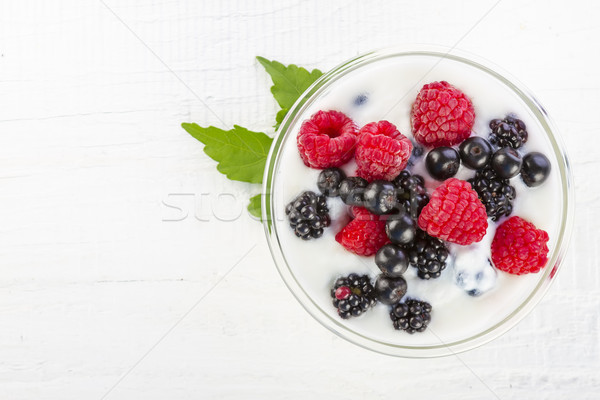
(181, 123), (272, 184)
(257, 56), (322, 125)
(274, 108), (288, 130)
(247, 194), (262, 220)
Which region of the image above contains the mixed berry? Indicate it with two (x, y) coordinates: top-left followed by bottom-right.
(284, 80), (553, 334)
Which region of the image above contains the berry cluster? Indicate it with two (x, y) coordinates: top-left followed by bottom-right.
(296, 110), (412, 182)
(330, 274), (377, 319)
(287, 81), (555, 337)
(423, 120), (551, 196)
(318, 167), (429, 219)
(285, 191), (330, 240)
(422, 126), (550, 222)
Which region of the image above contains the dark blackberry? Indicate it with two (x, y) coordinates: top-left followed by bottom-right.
(392, 170), (429, 219)
(468, 167), (516, 221)
(401, 229), (449, 279)
(286, 191), (330, 240)
(330, 273), (377, 319)
(488, 114), (528, 149)
(390, 299), (432, 333)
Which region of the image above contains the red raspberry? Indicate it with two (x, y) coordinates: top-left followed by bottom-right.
(297, 110), (358, 169)
(491, 216), (549, 275)
(335, 207), (390, 256)
(411, 81), (475, 147)
(349, 206), (378, 220)
(417, 178), (487, 245)
(355, 121), (412, 181)
(335, 286), (351, 300)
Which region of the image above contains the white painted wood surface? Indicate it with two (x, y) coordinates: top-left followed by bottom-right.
(0, 1), (598, 399)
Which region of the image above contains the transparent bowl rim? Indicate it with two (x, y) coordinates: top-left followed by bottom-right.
(261, 45), (575, 358)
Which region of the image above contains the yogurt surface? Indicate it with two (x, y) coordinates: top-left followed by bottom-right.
(270, 54), (563, 346)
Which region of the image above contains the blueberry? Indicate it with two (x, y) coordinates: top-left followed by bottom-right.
(354, 93), (368, 106)
(374, 275), (407, 305)
(363, 180), (397, 215)
(458, 137), (493, 169)
(521, 152), (551, 187)
(375, 244), (408, 278)
(385, 214), (416, 245)
(453, 253), (497, 297)
(317, 168), (346, 197)
(338, 177), (368, 206)
(425, 147), (461, 180)
(491, 147), (522, 179)
(407, 142), (424, 167)
(412, 144), (424, 158)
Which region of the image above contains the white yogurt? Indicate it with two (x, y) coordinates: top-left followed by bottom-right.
(271, 55), (563, 346)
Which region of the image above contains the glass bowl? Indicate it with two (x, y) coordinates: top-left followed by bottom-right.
(261, 47), (574, 357)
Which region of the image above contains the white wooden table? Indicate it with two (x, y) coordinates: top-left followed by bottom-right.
(0, 1), (598, 399)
